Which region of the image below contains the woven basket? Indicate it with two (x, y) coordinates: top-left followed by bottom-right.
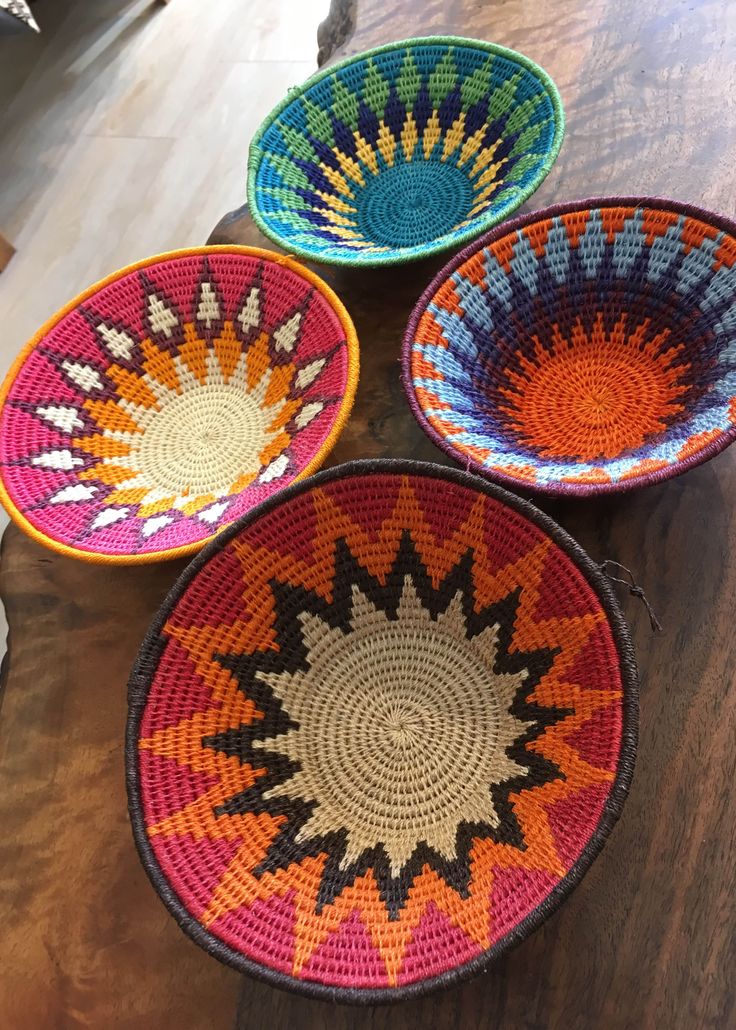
(0, 247), (358, 563)
(247, 37), (564, 267)
(403, 197), (736, 496)
(127, 459), (637, 1003)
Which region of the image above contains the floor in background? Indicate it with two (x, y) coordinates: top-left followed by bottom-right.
(0, 0), (328, 656)
(0, 0), (328, 379)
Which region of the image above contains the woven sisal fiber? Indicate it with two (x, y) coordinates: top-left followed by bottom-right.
(0, 246), (358, 562)
(127, 460), (637, 1003)
(403, 197), (736, 496)
(248, 37), (564, 267)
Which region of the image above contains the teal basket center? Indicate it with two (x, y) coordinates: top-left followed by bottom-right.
(356, 162), (474, 248)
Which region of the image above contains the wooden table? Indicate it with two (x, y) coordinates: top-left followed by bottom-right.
(2, 0), (735, 1027)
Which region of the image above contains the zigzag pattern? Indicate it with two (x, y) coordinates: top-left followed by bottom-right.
(408, 203), (736, 491)
(133, 472), (626, 994)
(249, 39), (562, 264)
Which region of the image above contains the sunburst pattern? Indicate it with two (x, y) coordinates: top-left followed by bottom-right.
(245, 576), (547, 879)
(0, 248), (358, 560)
(404, 199), (736, 494)
(248, 37), (563, 265)
(128, 465), (635, 1000)
(497, 313), (689, 459)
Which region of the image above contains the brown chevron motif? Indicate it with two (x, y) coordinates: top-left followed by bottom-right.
(127, 463), (637, 1001)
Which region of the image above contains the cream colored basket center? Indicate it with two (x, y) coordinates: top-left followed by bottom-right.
(133, 384), (275, 494)
(253, 579), (532, 875)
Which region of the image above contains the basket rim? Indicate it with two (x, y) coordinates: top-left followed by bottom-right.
(0, 245), (360, 564)
(126, 457), (639, 1004)
(246, 35), (565, 268)
(402, 194), (736, 498)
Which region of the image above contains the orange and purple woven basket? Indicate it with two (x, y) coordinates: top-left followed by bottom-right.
(127, 460), (637, 1002)
(403, 197), (736, 495)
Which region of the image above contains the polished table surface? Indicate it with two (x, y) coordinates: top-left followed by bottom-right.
(2, 0), (736, 1027)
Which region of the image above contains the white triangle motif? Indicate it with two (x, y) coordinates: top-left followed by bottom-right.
(294, 401), (324, 429)
(147, 293), (179, 338)
(273, 312), (302, 353)
(35, 405), (84, 433)
(62, 361), (103, 393)
(90, 507), (130, 530)
(295, 358), (325, 390)
(260, 452), (289, 483)
(49, 483), (97, 504)
(237, 287), (260, 333)
(96, 322), (136, 360)
(197, 282), (221, 328)
(31, 450), (83, 471)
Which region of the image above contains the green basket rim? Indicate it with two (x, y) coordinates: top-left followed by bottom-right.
(246, 35), (566, 268)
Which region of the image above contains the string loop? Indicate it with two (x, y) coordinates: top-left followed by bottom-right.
(600, 560), (662, 632)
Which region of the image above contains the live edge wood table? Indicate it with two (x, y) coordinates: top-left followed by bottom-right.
(1, 1), (735, 1027)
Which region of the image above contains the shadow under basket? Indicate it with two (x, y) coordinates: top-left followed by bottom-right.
(403, 197), (736, 495)
(127, 459), (637, 1003)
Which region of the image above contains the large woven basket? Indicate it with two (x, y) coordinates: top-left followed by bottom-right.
(0, 246), (358, 562)
(247, 36), (564, 267)
(403, 198), (736, 495)
(127, 459), (637, 1003)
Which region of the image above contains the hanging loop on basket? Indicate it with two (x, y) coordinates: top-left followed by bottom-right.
(600, 560), (662, 633)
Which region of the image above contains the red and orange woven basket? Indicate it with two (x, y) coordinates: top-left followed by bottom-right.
(127, 460), (637, 1002)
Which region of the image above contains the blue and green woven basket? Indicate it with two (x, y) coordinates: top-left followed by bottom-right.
(247, 37), (565, 267)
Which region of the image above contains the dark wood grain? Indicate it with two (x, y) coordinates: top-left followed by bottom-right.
(0, 230), (15, 272)
(317, 0), (356, 66)
(2, 0), (735, 1027)
(0, 530), (242, 1028)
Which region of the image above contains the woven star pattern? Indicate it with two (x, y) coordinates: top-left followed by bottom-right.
(249, 39), (562, 264)
(0, 252), (353, 558)
(133, 472), (626, 993)
(408, 203), (736, 492)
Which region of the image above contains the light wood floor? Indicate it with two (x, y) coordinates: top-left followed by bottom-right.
(0, 0), (328, 380)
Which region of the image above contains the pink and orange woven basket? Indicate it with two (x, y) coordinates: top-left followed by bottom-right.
(0, 246), (359, 563)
